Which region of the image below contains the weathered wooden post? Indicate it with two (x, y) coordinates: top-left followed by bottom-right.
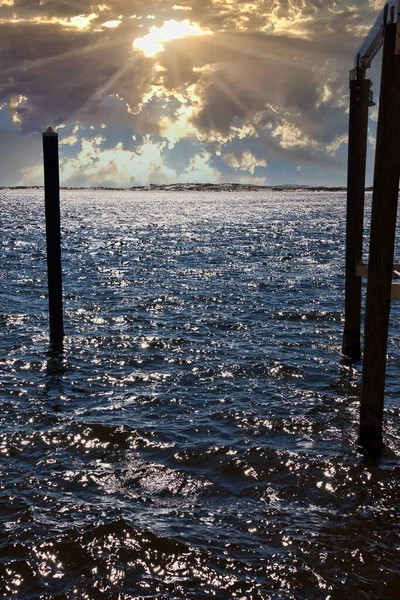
(342, 70), (371, 361)
(43, 127), (64, 346)
(359, 22), (400, 455)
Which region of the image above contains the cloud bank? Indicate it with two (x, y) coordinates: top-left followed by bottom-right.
(0, 0), (386, 186)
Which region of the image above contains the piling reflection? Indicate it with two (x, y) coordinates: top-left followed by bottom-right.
(44, 345), (66, 411)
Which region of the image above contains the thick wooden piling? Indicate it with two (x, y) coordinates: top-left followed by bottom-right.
(43, 127), (64, 345)
(359, 23), (400, 454)
(342, 75), (371, 360)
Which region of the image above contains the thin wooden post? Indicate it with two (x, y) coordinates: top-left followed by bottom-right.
(43, 127), (64, 345)
(359, 23), (400, 455)
(342, 74), (371, 360)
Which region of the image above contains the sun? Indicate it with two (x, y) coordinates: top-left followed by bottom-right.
(133, 19), (211, 57)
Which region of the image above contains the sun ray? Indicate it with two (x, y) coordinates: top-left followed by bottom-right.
(205, 32), (308, 64)
(184, 43), (254, 125)
(69, 54), (142, 124)
(0, 36), (129, 78)
(161, 40), (279, 157)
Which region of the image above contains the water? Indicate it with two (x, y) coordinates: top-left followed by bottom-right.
(0, 189), (399, 599)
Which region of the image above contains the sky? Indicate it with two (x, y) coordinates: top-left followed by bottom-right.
(0, 0), (387, 187)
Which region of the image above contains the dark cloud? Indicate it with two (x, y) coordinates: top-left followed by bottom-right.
(157, 29), (352, 159)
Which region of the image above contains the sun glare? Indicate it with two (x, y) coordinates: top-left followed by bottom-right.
(133, 19), (211, 57)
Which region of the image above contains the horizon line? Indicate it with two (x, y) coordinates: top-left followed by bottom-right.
(0, 183), (372, 192)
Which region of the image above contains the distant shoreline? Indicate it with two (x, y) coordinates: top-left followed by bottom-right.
(0, 183), (374, 192)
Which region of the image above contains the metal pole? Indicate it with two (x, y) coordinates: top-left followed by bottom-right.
(342, 74), (371, 360)
(43, 127), (64, 345)
(359, 23), (400, 455)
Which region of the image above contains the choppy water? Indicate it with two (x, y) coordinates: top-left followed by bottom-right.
(0, 189), (399, 599)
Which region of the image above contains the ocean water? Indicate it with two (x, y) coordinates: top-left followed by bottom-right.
(0, 189), (399, 600)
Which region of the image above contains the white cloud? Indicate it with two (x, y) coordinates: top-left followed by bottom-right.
(272, 121), (317, 150)
(178, 152), (220, 183)
(59, 135), (78, 146)
(60, 136), (176, 187)
(326, 134), (347, 155)
(222, 150), (267, 174)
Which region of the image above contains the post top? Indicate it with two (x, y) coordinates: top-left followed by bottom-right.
(43, 126), (58, 137)
(356, 0), (400, 69)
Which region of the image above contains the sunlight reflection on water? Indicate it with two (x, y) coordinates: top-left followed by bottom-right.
(0, 190), (399, 599)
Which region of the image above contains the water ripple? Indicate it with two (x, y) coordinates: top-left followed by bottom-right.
(0, 190), (399, 599)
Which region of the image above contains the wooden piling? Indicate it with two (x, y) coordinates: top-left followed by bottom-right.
(359, 23), (400, 454)
(342, 75), (371, 360)
(43, 127), (64, 345)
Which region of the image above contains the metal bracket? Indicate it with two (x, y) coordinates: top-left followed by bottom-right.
(349, 61), (366, 85)
(349, 68), (358, 83)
